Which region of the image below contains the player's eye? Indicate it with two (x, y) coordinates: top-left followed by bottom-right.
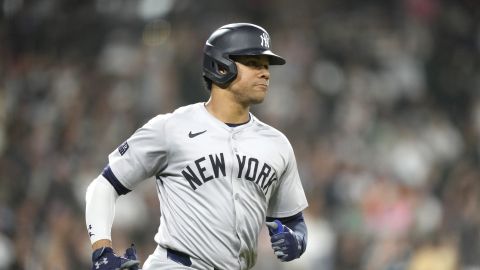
(232, 56), (268, 69)
(246, 60), (268, 69)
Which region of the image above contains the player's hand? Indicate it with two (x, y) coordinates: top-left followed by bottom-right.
(266, 220), (304, 262)
(91, 244), (140, 270)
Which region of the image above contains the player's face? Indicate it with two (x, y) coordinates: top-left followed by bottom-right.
(228, 55), (270, 105)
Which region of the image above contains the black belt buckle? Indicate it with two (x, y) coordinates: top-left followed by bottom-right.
(167, 248), (192, 267)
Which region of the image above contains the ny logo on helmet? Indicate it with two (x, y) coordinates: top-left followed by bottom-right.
(260, 32), (270, 48)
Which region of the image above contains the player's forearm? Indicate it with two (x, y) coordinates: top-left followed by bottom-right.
(283, 214), (307, 238)
(85, 175), (119, 247)
(285, 218), (307, 255)
(92, 239), (113, 250)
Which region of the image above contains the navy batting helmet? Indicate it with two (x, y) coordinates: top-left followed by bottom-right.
(202, 23), (286, 88)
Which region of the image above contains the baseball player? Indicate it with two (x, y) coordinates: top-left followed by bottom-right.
(85, 23), (308, 270)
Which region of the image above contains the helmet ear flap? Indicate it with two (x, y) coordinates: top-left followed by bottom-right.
(203, 46), (237, 88)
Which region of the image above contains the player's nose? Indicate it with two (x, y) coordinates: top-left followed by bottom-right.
(259, 68), (270, 80)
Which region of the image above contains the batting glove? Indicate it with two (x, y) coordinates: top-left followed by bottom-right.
(266, 220), (305, 262)
(92, 244), (140, 270)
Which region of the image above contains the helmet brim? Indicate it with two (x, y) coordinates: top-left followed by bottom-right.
(229, 49), (286, 65)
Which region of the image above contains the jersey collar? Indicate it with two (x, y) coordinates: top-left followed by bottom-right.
(198, 102), (255, 132)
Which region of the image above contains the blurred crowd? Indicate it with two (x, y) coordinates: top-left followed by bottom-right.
(1, 0), (480, 269)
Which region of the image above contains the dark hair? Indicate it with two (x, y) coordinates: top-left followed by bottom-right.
(203, 76), (212, 91)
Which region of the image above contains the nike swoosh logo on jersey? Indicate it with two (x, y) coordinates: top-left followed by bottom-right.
(188, 130), (207, 138)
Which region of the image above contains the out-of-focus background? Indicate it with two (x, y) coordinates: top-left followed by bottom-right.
(1, 0), (480, 269)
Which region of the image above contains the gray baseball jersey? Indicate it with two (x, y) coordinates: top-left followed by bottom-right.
(108, 103), (308, 269)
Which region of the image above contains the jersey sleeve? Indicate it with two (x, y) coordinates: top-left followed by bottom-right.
(107, 114), (170, 191)
(267, 141), (308, 218)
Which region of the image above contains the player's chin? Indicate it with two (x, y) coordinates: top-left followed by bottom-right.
(250, 98), (265, 105)
(252, 91), (268, 101)
(249, 95), (266, 104)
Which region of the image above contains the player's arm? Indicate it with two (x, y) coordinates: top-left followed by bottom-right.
(85, 167), (139, 269)
(265, 212), (308, 262)
(85, 115), (169, 269)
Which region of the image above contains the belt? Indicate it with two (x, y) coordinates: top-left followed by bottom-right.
(166, 248), (220, 270)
